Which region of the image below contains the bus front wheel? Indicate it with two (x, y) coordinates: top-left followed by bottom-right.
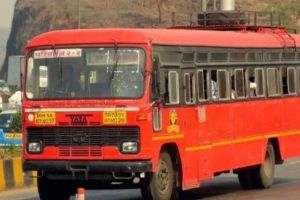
(38, 175), (73, 200)
(141, 151), (178, 200)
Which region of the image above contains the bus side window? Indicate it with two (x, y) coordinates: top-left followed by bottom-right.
(255, 68), (266, 97)
(167, 71), (180, 104)
(151, 56), (160, 100)
(248, 68), (265, 98)
(248, 68), (256, 97)
(197, 69), (209, 102)
(184, 72), (196, 104)
(282, 67), (288, 95)
(287, 67), (297, 95)
(210, 69), (231, 101)
(217, 69), (230, 101)
(267, 67), (280, 97)
(234, 68), (246, 99)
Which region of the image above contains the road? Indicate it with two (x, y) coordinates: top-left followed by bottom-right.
(1, 158), (300, 200)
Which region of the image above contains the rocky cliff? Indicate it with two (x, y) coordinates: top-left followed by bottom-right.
(0, 28), (9, 67)
(2, 0), (299, 79)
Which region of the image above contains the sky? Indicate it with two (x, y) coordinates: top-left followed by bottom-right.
(0, 0), (17, 28)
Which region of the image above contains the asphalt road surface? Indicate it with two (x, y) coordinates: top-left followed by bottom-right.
(1, 158), (300, 200)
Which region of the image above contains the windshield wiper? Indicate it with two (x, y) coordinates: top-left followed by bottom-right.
(51, 44), (63, 87)
(109, 40), (119, 87)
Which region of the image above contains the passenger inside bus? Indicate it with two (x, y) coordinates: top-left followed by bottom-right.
(249, 76), (257, 97)
(231, 74), (236, 99)
(211, 71), (219, 100)
(59, 65), (82, 97)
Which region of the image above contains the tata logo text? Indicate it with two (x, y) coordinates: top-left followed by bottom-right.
(66, 114), (92, 125)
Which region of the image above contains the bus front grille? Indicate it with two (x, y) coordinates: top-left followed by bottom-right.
(27, 126), (140, 147)
(59, 146), (102, 157)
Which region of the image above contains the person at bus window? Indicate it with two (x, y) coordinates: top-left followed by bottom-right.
(249, 77), (257, 97)
(231, 90), (236, 99)
(211, 71), (219, 100)
(211, 80), (218, 100)
(231, 75), (236, 99)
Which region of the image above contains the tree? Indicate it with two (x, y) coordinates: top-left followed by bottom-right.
(262, 2), (300, 31)
(10, 111), (21, 132)
(154, 0), (169, 24)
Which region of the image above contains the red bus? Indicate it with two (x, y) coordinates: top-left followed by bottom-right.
(22, 25), (300, 200)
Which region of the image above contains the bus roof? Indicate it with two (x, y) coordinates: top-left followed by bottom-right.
(26, 28), (300, 49)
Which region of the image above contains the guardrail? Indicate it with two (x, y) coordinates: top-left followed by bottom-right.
(0, 157), (36, 191)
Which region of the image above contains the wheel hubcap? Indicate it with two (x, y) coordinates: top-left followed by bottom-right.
(263, 150), (273, 177)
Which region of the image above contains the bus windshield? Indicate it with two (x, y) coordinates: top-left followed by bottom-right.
(26, 47), (145, 99)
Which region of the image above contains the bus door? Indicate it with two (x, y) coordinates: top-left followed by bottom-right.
(185, 69), (213, 181)
(181, 69), (206, 186)
(231, 67), (265, 167)
(208, 69), (233, 172)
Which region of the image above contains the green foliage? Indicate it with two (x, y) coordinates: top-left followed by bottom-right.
(262, 1), (300, 31)
(10, 111), (22, 132)
(0, 145), (22, 159)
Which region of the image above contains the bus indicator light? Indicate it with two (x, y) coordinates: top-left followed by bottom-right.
(28, 114), (34, 122)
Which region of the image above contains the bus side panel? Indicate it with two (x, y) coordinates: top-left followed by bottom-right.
(230, 101), (265, 168)
(180, 107), (201, 189)
(280, 135), (300, 159)
(153, 107), (200, 190)
(196, 106), (213, 181)
(196, 149), (213, 184)
(279, 98), (300, 159)
(206, 104), (233, 172)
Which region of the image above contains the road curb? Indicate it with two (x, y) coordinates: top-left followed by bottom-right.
(0, 157), (36, 191)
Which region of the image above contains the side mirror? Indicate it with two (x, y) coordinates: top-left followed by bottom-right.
(158, 70), (166, 100)
(152, 55), (165, 103)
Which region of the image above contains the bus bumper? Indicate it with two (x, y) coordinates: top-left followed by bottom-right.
(23, 160), (152, 173)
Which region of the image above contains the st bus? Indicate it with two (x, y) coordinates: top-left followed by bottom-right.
(23, 21), (300, 200)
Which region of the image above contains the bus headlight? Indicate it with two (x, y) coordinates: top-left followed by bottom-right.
(28, 142), (42, 154)
(121, 142), (138, 154)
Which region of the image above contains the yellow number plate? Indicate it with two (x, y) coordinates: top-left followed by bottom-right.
(103, 111), (127, 124)
(35, 112), (56, 125)
(5, 133), (22, 139)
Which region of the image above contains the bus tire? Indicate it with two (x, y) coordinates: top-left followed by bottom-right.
(237, 169), (253, 189)
(38, 175), (72, 200)
(251, 143), (275, 189)
(141, 151), (178, 200)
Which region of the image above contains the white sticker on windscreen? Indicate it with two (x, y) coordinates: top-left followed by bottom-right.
(34, 49), (82, 59)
